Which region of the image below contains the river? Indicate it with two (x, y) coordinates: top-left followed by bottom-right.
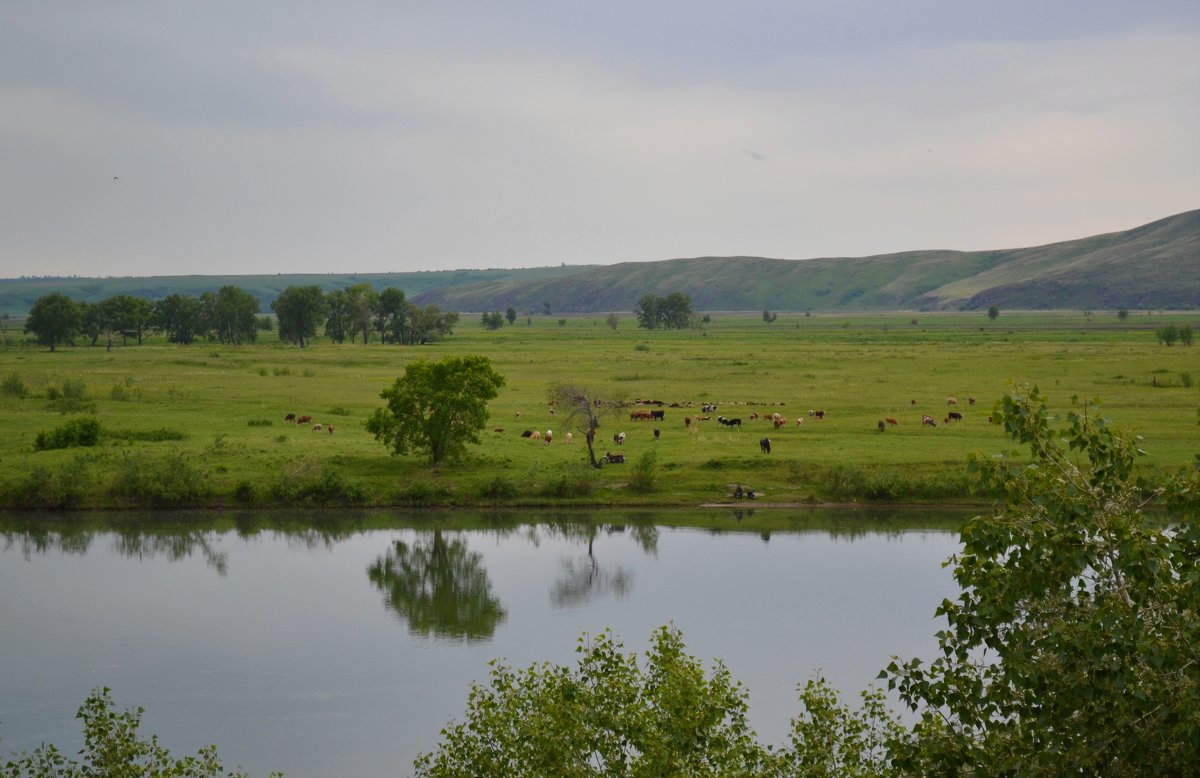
(0, 508), (969, 776)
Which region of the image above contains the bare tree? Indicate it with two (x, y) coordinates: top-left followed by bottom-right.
(548, 383), (629, 468)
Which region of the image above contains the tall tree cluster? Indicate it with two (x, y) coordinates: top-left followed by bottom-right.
(634, 292), (694, 330)
(19, 282), (459, 349)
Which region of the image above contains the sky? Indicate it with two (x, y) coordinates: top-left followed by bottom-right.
(1, 1), (1197, 278)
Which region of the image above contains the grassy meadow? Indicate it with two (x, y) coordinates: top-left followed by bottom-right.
(0, 311), (1196, 510)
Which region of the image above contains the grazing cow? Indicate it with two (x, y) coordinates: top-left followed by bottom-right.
(885, 417), (899, 426)
(910, 399), (917, 406)
(878, 420), (886, 432)
(284, 413), (296, 423)
(702, 403), (717, 413)
(773, 417), (786, 429)
(327, 425), (335, 435)
(749, 412), (760, 421)
(630, 410), (653, 421)
(968, 397), (976, 406)
(603, 452), (625, 464)
(531, 430), (541, 440)
(545, 429), (553, 444)
(654, 428), (660, 439)
(922, 415), (937, 427)
(297, 415), (312, 425)
(718, 416), (742, 428)
(565, 431), (573, 444)
(515, 411), (521, 418)
(947, 397), (958, 405)
(614, 432), (626, 445)
(684, 416), (692, 428)
(795, 418), (804, 427)
(810, 410), (825, 420)
(521, 429), (534, 437)
(946, 412), (963, 423)
(650, 409), (665, 421)
(760, 437), (771, 454)
(312, 423), (323, 432)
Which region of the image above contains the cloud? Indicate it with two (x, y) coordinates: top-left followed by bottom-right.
(0, 4), (1196, 276)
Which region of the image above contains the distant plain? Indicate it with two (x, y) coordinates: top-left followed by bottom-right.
(1, 310), (1196, 511)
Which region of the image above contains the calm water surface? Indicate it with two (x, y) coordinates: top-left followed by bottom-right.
(0, 509), (966, 776)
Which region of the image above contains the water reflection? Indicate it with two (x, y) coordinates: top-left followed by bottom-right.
(366, 530), (506, 642)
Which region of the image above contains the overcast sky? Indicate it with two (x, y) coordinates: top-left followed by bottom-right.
(2, 2), (1197, 278)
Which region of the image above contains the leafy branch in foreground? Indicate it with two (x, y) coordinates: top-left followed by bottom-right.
(412, 625), (901, 777)
(1, 687), (279, 778)
(885, 385), (1200, 776)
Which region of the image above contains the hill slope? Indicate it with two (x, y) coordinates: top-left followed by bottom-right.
(2, 210), (1196, 315)
(413, 209), (1199, 312)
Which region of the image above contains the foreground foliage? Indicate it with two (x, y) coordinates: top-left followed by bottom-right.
(886, 386), (1200, 776)
(1, 688), (277, 778)
(412, 626), (902, 777)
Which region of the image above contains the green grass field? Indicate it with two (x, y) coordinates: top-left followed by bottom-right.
(1, 311), (1196, 510)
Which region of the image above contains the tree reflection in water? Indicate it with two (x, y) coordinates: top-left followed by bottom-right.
(547, 522), (659, 609)
(366, 529), (506, 642)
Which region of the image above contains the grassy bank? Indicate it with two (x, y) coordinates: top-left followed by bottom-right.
(1, 311), (1196, 510)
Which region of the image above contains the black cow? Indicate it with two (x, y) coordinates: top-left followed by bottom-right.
(760, 437), (771, 454)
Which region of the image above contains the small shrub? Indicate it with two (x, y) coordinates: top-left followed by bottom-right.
(34, 417), (103, 451)
(302, 368), (316, 377)
(327, 405), (353, 416)
(273, 366), (292, 376)
(539, 467), (596, 498)
(634, 343), (651, 352)
(273, 469), (365, 506)
(1, 372), (30, 398)
(393, 481), (444, 506)
(480, 476), (518, 500)
(825, 463), (867, 500)
(558, 318), (567, 326)
(247, 419), (274, 427)
(61, 378), (87, 399)
(9, 456), (93, 509)
(233, 481), (257, 504)
(257, 367), (269, 376)
(108, 450), (210, 507)
(1181, 372), (1193, 388)
(273, 434), (289, 444)
(627, 451), (659, 494)
(105, 428), (188, 443)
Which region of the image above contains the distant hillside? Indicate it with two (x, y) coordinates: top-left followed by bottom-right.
(0, 266), (593, 317)
(413, 210), (1198, 313)
(2, 210), (1196, 315)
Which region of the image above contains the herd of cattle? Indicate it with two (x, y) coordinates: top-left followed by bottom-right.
(278, 394), (980, 466)
(283, 412), (334, 434)
(507, 395), (981, 464)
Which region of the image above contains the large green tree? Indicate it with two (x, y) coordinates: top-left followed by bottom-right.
(366, 355), (505, 465)
(373, 287), (408, 343)
(24, 293), (81, 352)
(271, 285), (327, 347)
(154, 293), (206, 345)
(634, 292), (693, 330)
(208, 286), (259, 345)
(107, 295), (156, 345)
(884, 386), (1199, 776)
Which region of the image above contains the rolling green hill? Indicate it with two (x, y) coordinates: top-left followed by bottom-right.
(2, 210), (1196, 315)
(414, 209), (1198, 313)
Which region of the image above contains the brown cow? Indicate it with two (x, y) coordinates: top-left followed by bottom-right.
(327, 424), (335, 435)
(947, 397), (958, 405)
(296, 415), (312, 425)
(885, 417), (899, 426)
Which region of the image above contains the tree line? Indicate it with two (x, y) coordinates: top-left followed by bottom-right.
(19, 284), (459, 350)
